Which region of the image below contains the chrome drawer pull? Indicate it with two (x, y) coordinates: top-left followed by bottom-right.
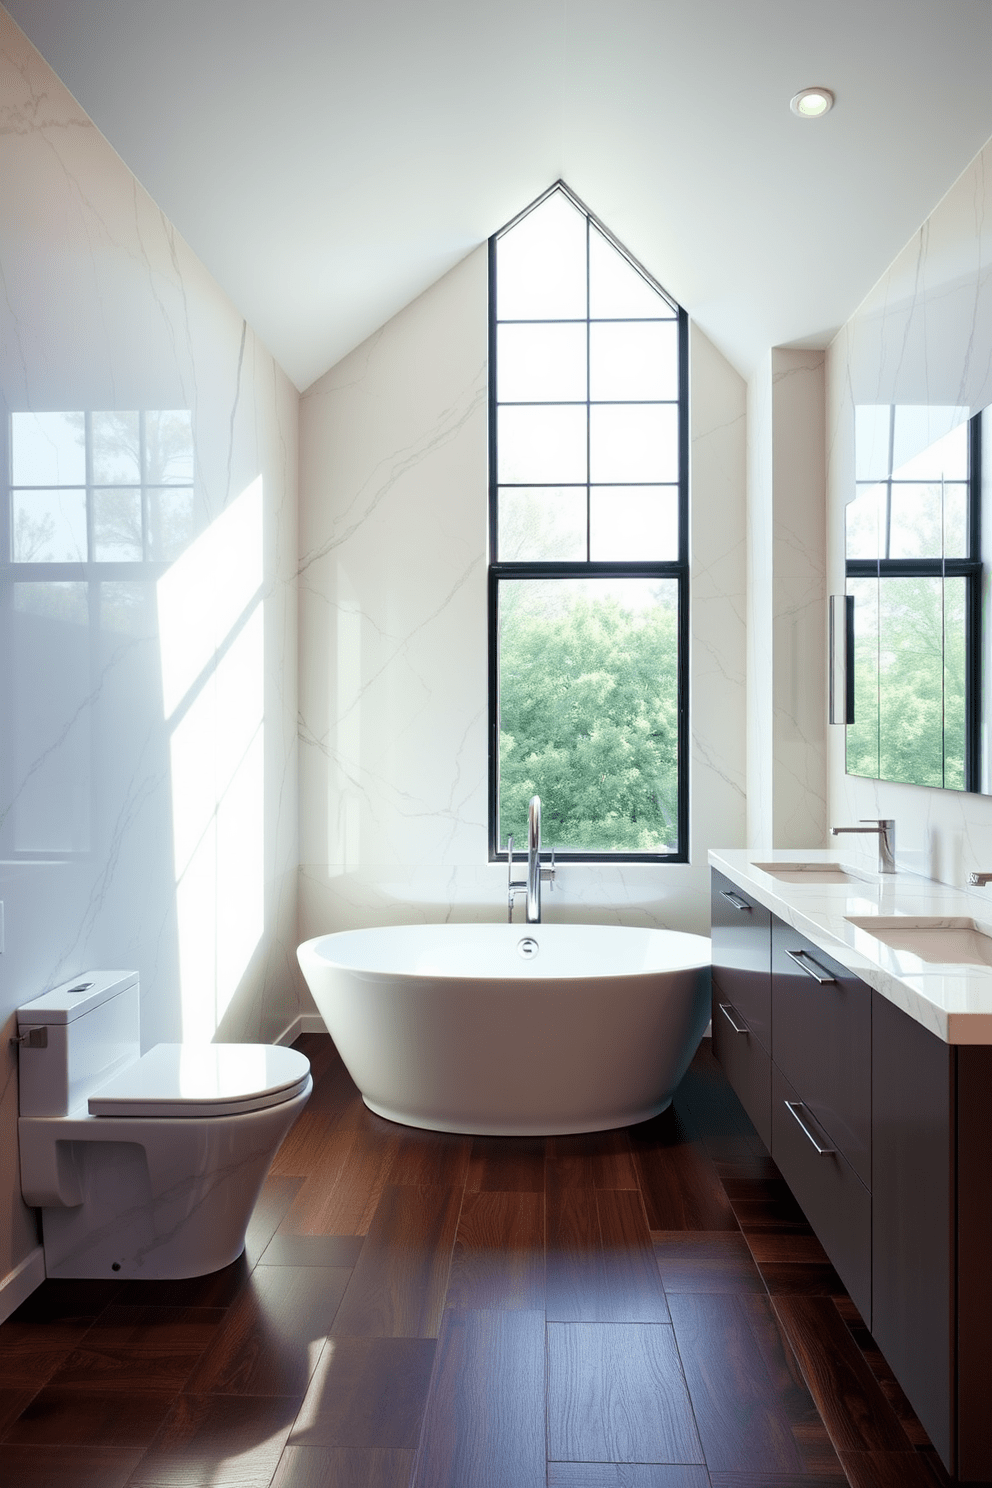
(718, 1003), (750, 1035)
(720, 890), (751, 912)
(785, 1100), (836, 1155)
(784, 948), (837, 984)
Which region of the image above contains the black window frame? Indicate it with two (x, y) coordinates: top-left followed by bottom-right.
(487, 181), (690, 863)
(845, 411), (982, 793)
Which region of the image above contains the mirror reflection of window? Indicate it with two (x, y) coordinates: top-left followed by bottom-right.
(846, 405), (980, 792)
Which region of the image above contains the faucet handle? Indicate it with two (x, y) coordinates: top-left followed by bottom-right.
(540, 846), (556, 890)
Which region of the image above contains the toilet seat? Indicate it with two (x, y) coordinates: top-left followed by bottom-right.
(87, 1042), (311, 1118)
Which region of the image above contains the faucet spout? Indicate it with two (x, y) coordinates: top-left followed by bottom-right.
(830, 818), (896, 874)
(527, 795), (542, 924)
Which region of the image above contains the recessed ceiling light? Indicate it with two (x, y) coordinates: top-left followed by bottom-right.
(790, 87), (834, 118)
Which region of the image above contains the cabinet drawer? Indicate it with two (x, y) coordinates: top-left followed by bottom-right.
(712, 989), (772, 1149)
(771, 1064), (871, 1323)
(711, 870), (772, 1054)
(771, 918), (871, 1185)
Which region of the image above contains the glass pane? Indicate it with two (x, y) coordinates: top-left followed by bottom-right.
(497, 404), (587, 484)
(498, 577), (679, 853)
(11, 411), (85, 486)
(589, 404), (678, 483)
(92, 411), (140, 483)
(498, 488), (586, 561)
(589, 225), (671, 319)
(589, 322), (678, 402)
(943, 482), (968, 557)
(892, 408), (968, 480)
(854, 406), (892, 483)
(148, 486), (195, 563)
(11, 489), (87, 561)
(878, 576), (944, 787)
(93, 487), (142, 561)
(888, 483), (944, 560)
(944, 577), (967, 790)
(497, 323), (587, 402)
(590, 487), (678, 560)
(846, 579), (879, 780)
(497, 190), (587, 320)
(846, 484), (882, 561)
(146, 409), (194, 483)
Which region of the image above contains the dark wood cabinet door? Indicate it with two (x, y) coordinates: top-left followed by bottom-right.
(771, 918), (871, 1186)
(871, 990), (953, 1473)
(711, 987), (772, 1148)
(771, 1064), (871, 1323)
(711, 870), (772, 1054)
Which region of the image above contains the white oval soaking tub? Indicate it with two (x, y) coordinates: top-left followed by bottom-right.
(297, 923), (711, 1135)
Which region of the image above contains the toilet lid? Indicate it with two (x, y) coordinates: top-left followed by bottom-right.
(88, 1043), (311, 1117)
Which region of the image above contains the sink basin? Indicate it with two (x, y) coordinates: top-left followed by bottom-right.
(751, 861), (868, 885)
(846, 916), (992, 967)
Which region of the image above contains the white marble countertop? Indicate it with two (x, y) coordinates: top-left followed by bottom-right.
(709, 847), (992, 1045)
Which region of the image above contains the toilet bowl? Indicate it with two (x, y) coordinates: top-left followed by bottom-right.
(16, 971), (312, 1280)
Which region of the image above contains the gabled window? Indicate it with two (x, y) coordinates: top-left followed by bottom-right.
(489, 183), (688, 861)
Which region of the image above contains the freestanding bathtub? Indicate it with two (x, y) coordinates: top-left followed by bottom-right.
(297, 923), (711, 1135)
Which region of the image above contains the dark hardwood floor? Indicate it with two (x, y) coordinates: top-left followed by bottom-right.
(0, 1033), (956, 1488)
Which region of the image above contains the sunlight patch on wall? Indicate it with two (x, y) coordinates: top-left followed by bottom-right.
(158, 479), (265, 1041)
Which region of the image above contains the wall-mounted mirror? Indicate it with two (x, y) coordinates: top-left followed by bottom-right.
(845, 403), (986, 792)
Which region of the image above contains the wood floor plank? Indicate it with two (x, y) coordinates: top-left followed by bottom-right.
(259, 1234), (364, 1268)
(277, 1128), (401, 1235)
(548, 1467), (710, 1487)
(668, 1291), (817, 1476)
(127, 1391), (302, 1486)
(387, 1126), (473, 1188)
(596, 1189), (672, 1323)
(183, 1264), (351, 1397)
(466, 1135), (546, 1192)
(3, 1384), (176, 1447)
(244, 1175), (306, 1264)
(773, 1295), (911, 1452)
(0, 1444), (144, 1488)
(547, 1188), (670, 1324)
(547, 1321), (704, 1465)
(415, 1309), (545, 1488)
(271, 1445), (416, 1487)
(42, 1304), (226, 1393)
(445, 1190), (545, 1311)
(331, 1185), (462, 1339)
(709, 1475), (847, 1488)
(653, 1233), (765, 1293)
(629, 1108), (739, 1231)
(269, 1110), (341, 1177)
(289, 1337), (436, 1448)
(546, 1130), (639, 1192)
(0, 1386), (41, 1438)
(836, 1449), (945, 1488)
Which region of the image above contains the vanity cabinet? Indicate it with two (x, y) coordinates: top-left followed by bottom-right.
(709, 870), (772, 1146)
(709, 866), (992, 1481)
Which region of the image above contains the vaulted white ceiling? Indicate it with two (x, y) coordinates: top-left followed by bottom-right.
(6, 0), (992, 391)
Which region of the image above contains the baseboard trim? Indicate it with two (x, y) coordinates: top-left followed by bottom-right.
(0, 1246), (45, 1324)
(276, 1013), (326, 1046)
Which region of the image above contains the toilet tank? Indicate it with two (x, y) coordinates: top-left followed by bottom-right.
(17, 971), (140, 1117)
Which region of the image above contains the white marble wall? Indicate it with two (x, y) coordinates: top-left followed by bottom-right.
(0, 11), (301, 1294)
(827, 132), (992, 884)
(747, 351), (827, 849)
(298, 247), (747, 948)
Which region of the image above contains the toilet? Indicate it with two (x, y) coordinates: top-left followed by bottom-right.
(15, 970), (312, 1280)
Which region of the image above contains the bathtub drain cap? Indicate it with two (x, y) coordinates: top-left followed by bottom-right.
(517, 937), (539, 959)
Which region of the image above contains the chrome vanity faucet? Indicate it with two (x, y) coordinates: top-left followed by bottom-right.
(506, 794), (555, 923)
(830, 818), (896, 874)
